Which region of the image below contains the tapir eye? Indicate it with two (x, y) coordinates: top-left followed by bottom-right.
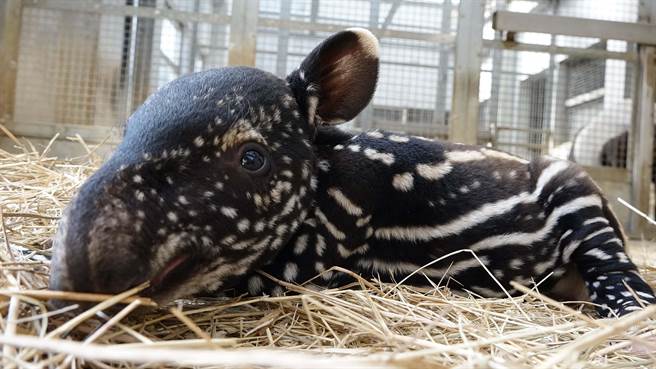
(241, 150), (264, 171)
(239, 144), (270, 174)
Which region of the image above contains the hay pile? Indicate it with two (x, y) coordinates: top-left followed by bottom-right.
(1, 132), (656, 369)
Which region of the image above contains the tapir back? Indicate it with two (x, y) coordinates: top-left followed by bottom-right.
(246, 127), (655, 318)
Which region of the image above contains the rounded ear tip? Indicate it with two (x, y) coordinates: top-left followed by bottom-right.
(345, 28), (379, 58)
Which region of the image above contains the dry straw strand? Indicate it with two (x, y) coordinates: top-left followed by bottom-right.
(0, 133), (655, 368)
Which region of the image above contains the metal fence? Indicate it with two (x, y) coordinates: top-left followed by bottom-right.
(3, 0), (457, 141)
(477, 0), (655, 233)
(7, 0), (235, 141)
(480, 0), (640, 163)
(0, 0), (655, 233)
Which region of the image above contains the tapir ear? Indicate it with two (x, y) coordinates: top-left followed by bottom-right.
(287, 28), (379, 126)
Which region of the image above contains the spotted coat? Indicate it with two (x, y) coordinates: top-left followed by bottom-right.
(49, 29), (655, 317)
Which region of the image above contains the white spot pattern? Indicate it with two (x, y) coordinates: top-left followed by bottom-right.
(364, 148), (395, 165)
(392, 172), (414, 191)
(221, 207), (238, 219)
(327, 188), (363, 216)
(416, 162), (453, 181)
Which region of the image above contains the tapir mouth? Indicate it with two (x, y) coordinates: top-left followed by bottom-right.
(147, 253), (195, 298)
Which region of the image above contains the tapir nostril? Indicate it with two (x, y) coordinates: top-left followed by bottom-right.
(150, 254), (190, 289)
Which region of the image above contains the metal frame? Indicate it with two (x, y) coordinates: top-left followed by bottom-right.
(28, 0), (455, 44)
(274, 0), (292, 76)
(629, 45), (655, 235)
(7, 0), (457, 142)
(433, 0), (452, 128)
(28, 0), (232, 24)
(449, 0), (485, 144)
(483, 40), (638, 62)
(16, 0), (454, 133)
(229, 0), (259, 66)
(493, 11), (656, 46)
(492, 8), (656, 236)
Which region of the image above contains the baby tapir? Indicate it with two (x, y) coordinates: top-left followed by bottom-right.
(49, 28), (655, 317)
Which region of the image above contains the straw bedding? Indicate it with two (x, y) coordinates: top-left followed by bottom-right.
(1, 132), (655, 369)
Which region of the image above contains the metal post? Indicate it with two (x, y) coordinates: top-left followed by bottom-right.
(309, 0), (319, 37)
(433, 0), (451, 130)
(542, 2), (557, 154)
(124, 0), (139, 118)
(628, 46), (655, 235)
(381, 0), (400, 30)
(0, 0), (22, 126)
(228, 0), (259, 66)
(487, 0), (506, 146)
(208, 0), (229, 67)
(628, 0), (656, 236)
(131, 0), (156, 108)
(449, 0), (484, 144)
(186, 0), (201, 74)
(275, 0), (291, 77)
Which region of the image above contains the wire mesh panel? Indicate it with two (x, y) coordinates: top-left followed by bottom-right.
(12, 0), (456, 140)
(14, 0), (232, 132)
(15, 5), (128, 128)
(480, 0), (640, 168)
(256, 0), (457, 138)
(9, 0), (649, 153)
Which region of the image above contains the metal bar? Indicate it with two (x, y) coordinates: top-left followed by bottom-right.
(258, 18), (455, 44)
(28, 0), (456, 45)
(275, 0), (291, 77)
(228, 0), (259, 66)
(493, 10), (656, 46)
(252, 47), (450, 69)
(495, 141), (548, 150)
(380, 0), (400, 30)
(185, 0), (201, 74)
(495, 126), (551, 134)
(483, 40), (638, 61)
(156, 49), (182, 72)
(28, 0), (232, 24)
(486, 0), (506, 143)
(629, 46), (655, 235)
(309, 0), (319, 37)
(130, 0), (156, 110)
(542, 1), (558, 154)
(258, 32), (450, 54)
(0, 0), (22, 126)
(207, 0), (229, 67)
(626, 53), (642, 234)
(449, 0), (484, 144)
(433, 0), (451, 127)
(124, 0), (139, 119)
(264, 11), (444, 33)
(28, 0), (455, 45)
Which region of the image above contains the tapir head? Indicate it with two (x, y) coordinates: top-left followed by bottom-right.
(49, 29), (379, 303)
